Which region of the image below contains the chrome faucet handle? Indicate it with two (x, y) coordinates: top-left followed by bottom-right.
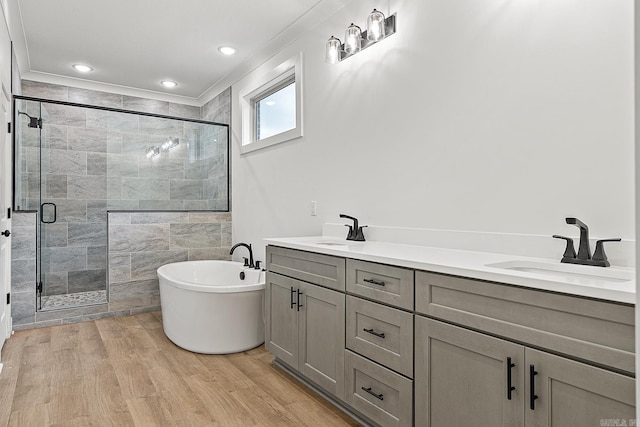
(552, 235), (576, 260)
(592, 238), (621, 266)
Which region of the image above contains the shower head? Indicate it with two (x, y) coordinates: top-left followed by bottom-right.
(17, 111), (42, 129)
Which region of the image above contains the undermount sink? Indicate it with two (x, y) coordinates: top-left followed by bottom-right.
(486, 260), (633, 285)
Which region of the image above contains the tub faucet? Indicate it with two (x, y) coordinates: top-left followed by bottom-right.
(230, 243), (254, 268)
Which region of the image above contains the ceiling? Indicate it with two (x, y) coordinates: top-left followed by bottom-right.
(10, 0), (335, 101)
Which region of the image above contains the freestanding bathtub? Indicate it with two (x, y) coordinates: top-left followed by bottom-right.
(157, 260), (265, 354)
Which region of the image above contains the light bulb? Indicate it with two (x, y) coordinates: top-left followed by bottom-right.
(325, 36), (342, 64)
(367, 9), (386, 42)
(344, 23), (362, 55)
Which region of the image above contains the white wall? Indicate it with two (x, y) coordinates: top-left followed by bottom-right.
(230, 0), (634, 262)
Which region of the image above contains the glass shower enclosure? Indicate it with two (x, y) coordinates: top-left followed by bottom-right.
(13, 98), (229, 311)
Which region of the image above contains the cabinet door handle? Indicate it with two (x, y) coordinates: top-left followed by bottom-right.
(290, 287), (296, 309)
(529, 364), (538, 410)
(361, 386), (384, 401)
(363, 328), (385, 339)
(363, 278), (386, 287)
(297, 289), (303, 311)
(507, 357), (515, 400)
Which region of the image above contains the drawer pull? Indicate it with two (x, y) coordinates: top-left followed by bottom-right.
(297, 289), (303, 311)
(507, 357), (515, 400)
(363, 328), (386, 339)
(363, 278), (386, 287)
(529, 364), (538, 410)
(361, 386), (384, 401)
(290, 287), (296, 309)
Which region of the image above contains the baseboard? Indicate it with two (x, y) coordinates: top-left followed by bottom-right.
(272, 358), (377, 427)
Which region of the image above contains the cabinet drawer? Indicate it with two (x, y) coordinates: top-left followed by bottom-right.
(345, 350), (413, 427)
(415, 271), (635, 373)
(267, 246), (346, 291)
(346, 259), (414, 310)
(346, 296), (413, 377)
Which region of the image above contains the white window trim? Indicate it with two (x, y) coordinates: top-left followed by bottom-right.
(238, 53), (303, 154)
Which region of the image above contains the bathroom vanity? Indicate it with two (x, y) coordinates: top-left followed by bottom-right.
(264, 238), (635, 427)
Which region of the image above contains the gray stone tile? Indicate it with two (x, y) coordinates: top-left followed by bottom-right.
(22, 80), (68, 102)
(130, 306), (161, 315)
(12, 279), (36, 294)
(208, 199), (229, 211)
(108, 213), (131, 224)
(138, 200), (185, 210)
(108, 253), (131, 284)
(41, 223), (68, 248)
(43, 149), (86, 175)
(183, 200), (208, 210)
(68, 175), (107, 199)
(221, 222), (232, 246)
(122, 177), (169, 200)
(11, 258), (36, 284)
(11, 226), (36, 259)
(168, 103), (201, 120)
(109, 279), (160, 311)
(184, 159), (210, 180)
(188, 212), (231, 223)
(35, 303), (108, 322)
(43, 125), (68, 149)
(201, 87), (231, 122)
(188, 247), (232, 261)
(41, 247), (86, 273)
(130, 212), (188, 224)
(42, 174), (68, 199)
(123, 96), (170, 115)
(62, 309), (131, 324)
(109, 224), (170, 252)
(107, 130), (123, 153)
(106, 199), (140, 210)
(138, 116), (183, 136)
(87, 198), (107, 210)
(87, 153), (107, 176)
(108, 112), (139, 132)
(68, 223), (107, 247)
(107, 177), (122, 200)
(12, 212), (36, 228)
(41, 103), (86, 127)
(68, 87), (123, 108)
(170, 223), (221, 249)
(138, 157), (184, 179)
(121, 133), (150, 155)
(13, 319), (63, 331)
(131, 250), (188, 281)
(87, 206), (107, 223)
(53, 199), (88, 223)
(68, 269), (107, 293)
(87, 246), (107, 270)
(11, 291), (36, 325)
(42, 272), (68, 295)
(107, 154), (139, 177)
(170, 179), (203, 200)
(25, 147), (39, 173)
(86, 109), (109, 129)
(68, 127), (108, 153)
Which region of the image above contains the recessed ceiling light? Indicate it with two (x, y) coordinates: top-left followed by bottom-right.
(72, 64), (93, 73)
(161, 80), (178, 88)
(218, 46), (237, 56)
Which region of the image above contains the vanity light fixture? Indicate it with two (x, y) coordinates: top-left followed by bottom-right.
(161, 137), (179, 151)
(325, 9), (396, 64)
(218, 46), (237, 56)
(161, 80), (178, 88)
(145, 146), (160, 159)
(72, 64), (93, 73)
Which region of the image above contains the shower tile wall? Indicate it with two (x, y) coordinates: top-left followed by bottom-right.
(10, 81), (232, 330)
(10, 212), (36, 325)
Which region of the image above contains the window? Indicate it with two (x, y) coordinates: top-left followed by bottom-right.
(237, 54), (303, 154)
(255, 77), (296, 141)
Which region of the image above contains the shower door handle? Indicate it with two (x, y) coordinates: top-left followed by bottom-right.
(40, 203), (57, 223)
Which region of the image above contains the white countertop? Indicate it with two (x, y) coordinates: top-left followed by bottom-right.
(264, 236), (636, 304)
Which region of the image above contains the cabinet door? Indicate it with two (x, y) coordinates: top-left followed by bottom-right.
(265, 272), (299, 369)
(298, 282), (346, 401)
(415, 317), (525, 427)
(525, 348), (635, 427)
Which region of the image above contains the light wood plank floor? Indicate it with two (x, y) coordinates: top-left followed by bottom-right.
(0, 311), (360, 426)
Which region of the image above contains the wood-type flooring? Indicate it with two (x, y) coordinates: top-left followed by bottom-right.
(0, 311), (359, 426)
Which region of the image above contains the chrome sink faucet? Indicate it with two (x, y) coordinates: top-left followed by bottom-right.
(553, 217), (620, 267)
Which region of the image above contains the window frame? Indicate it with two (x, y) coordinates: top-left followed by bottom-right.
(238, 53), (303, 154)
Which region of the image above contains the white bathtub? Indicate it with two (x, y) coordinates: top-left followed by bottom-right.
(157, 260), (265, 354)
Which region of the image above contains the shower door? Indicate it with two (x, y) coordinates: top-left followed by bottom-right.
(37, 102), (108, 310)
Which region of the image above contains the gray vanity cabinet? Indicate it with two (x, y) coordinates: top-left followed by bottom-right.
(265, 246), (346, 401)
(415, 317), (635, 427)
(415, 317), (525, 427)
